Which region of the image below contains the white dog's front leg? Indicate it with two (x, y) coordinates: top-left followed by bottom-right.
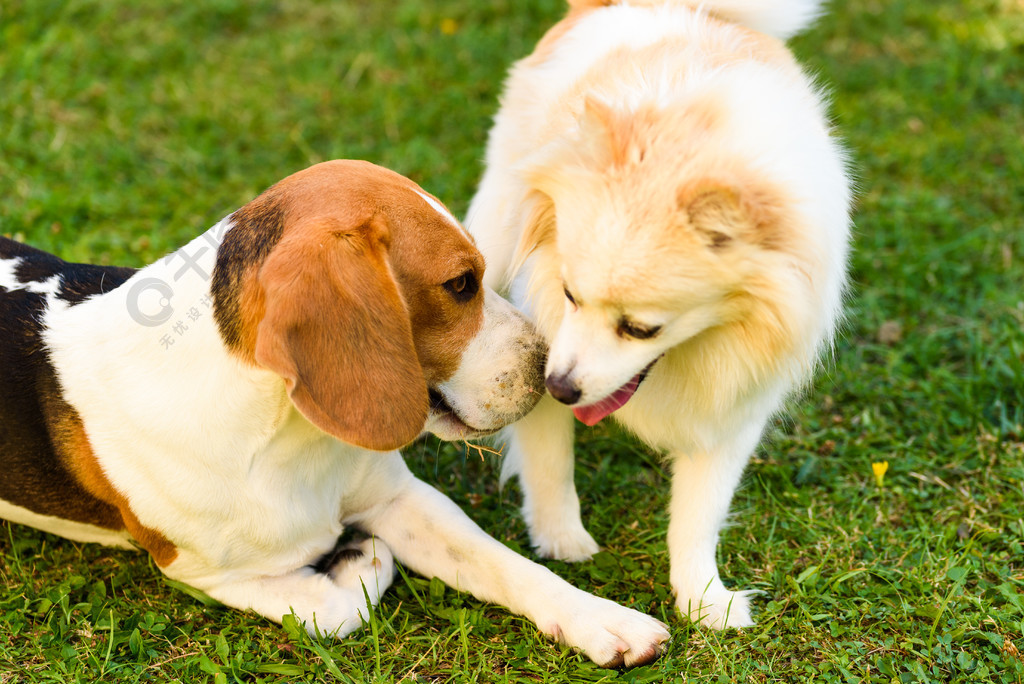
(668, 429), (762, 629)
(502, 393), (599, 561)
(182, 538), (395, 637)
(359, 477), (669, 668)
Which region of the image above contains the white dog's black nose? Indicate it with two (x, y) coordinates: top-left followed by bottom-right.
(545, 372), (581, 405)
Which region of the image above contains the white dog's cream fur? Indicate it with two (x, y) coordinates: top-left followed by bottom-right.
(466, 0), (851, 628)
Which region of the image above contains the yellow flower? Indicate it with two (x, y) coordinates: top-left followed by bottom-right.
(440, 18), (458, 35)
(871, 461), (889, 488)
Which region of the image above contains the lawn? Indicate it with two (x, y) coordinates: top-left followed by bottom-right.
(1, 0), (1023, 682)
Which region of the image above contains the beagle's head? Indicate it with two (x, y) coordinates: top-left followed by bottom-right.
(211, 160), (547, 451)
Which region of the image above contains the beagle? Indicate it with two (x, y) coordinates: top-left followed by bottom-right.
(0, 160), (668, 667)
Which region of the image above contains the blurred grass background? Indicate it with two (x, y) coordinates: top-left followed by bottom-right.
(1, 0), (1023, 681)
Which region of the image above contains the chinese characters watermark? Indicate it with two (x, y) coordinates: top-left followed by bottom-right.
(124, 219), (230, 349)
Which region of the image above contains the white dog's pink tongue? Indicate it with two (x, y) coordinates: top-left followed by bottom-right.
(572, 373), (643, 426)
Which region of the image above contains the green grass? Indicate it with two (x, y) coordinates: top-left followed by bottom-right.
(2, 0), (1023, 681)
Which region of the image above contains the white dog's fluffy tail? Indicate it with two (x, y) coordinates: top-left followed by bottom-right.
(568, 0), (826, 40)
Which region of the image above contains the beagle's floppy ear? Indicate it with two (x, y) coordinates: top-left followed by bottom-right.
(254, 215), (429, 451)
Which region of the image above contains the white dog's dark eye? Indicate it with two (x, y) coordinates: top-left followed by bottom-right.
(443, 272), (478, 302)
(563, 285), (577, 307)
(617, 319), (662, 340)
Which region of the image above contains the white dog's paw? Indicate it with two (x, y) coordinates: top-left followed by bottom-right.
(546, 595), (670, 668)
(676, 587), (756, 630)
(529, 520), (600, 561)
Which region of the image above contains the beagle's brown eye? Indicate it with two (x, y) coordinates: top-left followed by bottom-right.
(443, 272), (478, 302)
(617, 319), (662, 340)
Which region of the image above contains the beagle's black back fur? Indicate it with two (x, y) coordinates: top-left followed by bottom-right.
(0, 237), (135, 527)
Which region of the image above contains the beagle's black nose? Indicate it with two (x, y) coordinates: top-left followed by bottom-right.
(545, 372), (581, 405)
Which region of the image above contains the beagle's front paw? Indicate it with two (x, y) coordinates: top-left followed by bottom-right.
(542, 593), (670, 668)
(303, 536), (397, 637)
(325, 536), (396, 604)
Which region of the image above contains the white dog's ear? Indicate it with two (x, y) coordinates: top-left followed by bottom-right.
(578, 97), (619, 160)
(508, 190), (557, 281)
(679, 181), (784, 250)
(681, 185), (744, 248)
(511, 97), (635, 278)
(254, 215), (429, 451)
(526, 96), (641, 175)
(523, 96), (624, 191)
(577, 96), (645, 168)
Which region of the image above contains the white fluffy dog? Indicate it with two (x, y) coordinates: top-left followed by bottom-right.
(466, 0), (852, 628)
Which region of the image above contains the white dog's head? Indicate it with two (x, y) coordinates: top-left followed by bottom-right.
(513, 93), (848, 424)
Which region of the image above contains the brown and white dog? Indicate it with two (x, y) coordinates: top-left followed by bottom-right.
(467, 0), (851, 629)
(0, 160), (668, 667)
